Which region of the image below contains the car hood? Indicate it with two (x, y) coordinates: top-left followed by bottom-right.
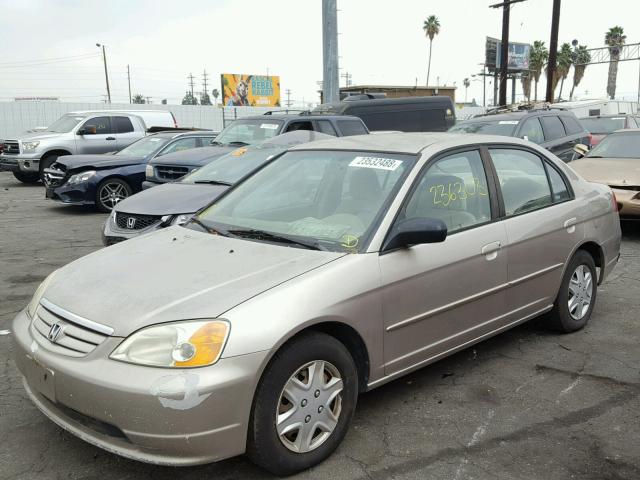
(114, 182), (228, 216)
(571, 157), (640, 187)
(13, 131), (65, 141)
(42, 227), (345, 337)
(150, 146), (235, 167)
(58, 154), (146, 171)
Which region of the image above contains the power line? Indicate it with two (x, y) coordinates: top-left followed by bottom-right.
(0, 52), (100, 67)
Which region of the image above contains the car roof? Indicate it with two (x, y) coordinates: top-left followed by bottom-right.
(147, 130), (216, 139)
(289, 132), (526, 155)
(580, 114), (635, 119)
(462, 109), (572, 124)
(239, 114), (361, 121)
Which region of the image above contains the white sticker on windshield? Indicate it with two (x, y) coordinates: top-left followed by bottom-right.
(499, 120), (519, 124)
(149, 138), (162, 142)
(260, 123), (279, 129)
(612, 117), (625, 120)
(350, 156), (402, 171)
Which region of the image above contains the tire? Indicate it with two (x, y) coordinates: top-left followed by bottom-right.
(546, 250), (597, 333)
(39, 153), (62, 181)
(95, 178), (132, 213)
(247, 331), (358, 476)
(13, 171), (40, 184)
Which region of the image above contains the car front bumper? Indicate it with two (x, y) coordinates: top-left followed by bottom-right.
(12, 308), (268, 466)
(45, 182), (95, 206)
(101, 213), (178, 246)
(0, 154), (40, 172)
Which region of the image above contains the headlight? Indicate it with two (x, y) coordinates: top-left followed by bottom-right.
(22, 141), (40, 151)
(110, 320), (230, 368)
(172, 213), (193, 225)
(145, 164), (154, 178)
(27, 270), (58, 318)
(67, 170), (96, 185)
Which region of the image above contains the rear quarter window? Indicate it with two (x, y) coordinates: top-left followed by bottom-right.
(560, 116), (584, 135)
(540, 116), (566, 141)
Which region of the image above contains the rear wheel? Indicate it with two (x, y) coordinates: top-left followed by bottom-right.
(95, 178), (132, 212)
(247, 332), (358, 476)
(546, 250), (597, 333)
(13, 171), (40, 183)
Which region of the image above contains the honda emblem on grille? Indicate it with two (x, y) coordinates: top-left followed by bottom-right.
(127, 217), (136, 229)
(47, 322), (63, 343)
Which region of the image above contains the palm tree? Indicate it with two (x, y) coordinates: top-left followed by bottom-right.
(212, 88), (220, 105)
(463, 77), (470, 102)
(605, 26), (626, 99)
(529, 40), (549, 102)
(423, 15), (441, 86)
(132, 93), (146, 104)
(570, 45), (591, 100)
(556, 43), (573, 101)
(521, 72), (532, 102)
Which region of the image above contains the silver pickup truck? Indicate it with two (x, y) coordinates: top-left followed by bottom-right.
(0, 110), (177, 183)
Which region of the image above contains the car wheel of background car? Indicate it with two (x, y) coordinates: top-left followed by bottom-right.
(546, 250), (597, 333)
(38, 153), (63, 181)
(95, 178), (132, 213)
(247, 331), (358, 476)
(12, 171), (40, 184)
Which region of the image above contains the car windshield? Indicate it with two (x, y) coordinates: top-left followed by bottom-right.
(194, 150), (416, 252)
(46, 115), (85, 133)
(449, 119), (518, 136)
(586, 132), (640, 159)
(116, 135), (171, 157)
(580, 117), (626, 134)
(213, 119), (283, 146)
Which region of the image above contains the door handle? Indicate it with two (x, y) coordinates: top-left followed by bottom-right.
(481, 241), (502, 260)
(106, 137), (116, 141)
(564, 217), (577, 233)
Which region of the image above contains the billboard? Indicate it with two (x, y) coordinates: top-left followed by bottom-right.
(221, 74), (281, 107)
(495, 41), (531, 71)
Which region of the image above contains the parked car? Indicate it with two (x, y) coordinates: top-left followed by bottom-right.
(450, 108), (590, 162)
(0, 110), (177, 183)
(43, 130), (216, 212)
(103, 131), (332, 244)
(579, 114), (639, 146)
(14, 132), (620, 475)
(570, 129), (640, 218)
(313, 95), (456, 132)
(143, 112), (369, 188)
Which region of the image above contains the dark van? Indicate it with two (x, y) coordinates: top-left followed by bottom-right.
(313, 96), (456, 132)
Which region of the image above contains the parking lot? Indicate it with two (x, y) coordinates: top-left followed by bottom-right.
(1, 170), (639, 480)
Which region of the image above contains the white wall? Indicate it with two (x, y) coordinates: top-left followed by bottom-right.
(0, 102), (274, 139)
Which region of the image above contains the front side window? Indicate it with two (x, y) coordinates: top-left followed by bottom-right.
(403, 150), (492, 234)
(284, 121), (313, 133)
(195, 150), (416, 252)
(82, 116), (112, 135)
(490, 148), (553, 216)
(519, 117), (545, 144)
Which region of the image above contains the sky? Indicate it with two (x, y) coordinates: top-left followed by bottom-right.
(0, 0), (638, 107)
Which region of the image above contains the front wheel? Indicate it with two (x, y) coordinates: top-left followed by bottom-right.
(546, 250), (597, 333)
(247, 332), (358, 476)
(95, 178), (132, 212)
(13, 171), (40, 183)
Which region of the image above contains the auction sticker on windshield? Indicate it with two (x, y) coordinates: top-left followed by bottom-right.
(260, 123), (279, 129)
(349, 156), (402, 171)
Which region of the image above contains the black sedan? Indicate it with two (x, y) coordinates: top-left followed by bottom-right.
(43, 130), (217, 212)
(102, 131), (332, 245)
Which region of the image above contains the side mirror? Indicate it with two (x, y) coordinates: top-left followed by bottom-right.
(384, 217), (447, 251)
(573, 143), (589, 157)
(78, 125), (97, 135)
(522, 135), (529, 141)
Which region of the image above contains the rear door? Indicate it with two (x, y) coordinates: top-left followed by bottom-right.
(76, 116), (116, 154)
(113, 116), (140, 150)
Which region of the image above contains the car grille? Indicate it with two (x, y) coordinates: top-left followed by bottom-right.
(155, 165), (189, 181)
(43, 167), (66, 188)
(3, 141), (19, 154)
(30, 302), (109, 358)
(115, 212), (161, 230)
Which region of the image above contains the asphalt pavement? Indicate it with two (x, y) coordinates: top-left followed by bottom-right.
(1, 171), (639, 480)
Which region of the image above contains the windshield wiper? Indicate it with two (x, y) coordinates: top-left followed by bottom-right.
(193, 180), (233, 186)
(189, 217), (228, 236)
(227, 228), (323, 250)
(227, 141), (249, 146)
(210, 140), (223, 146)
(586, 155), (602, 158)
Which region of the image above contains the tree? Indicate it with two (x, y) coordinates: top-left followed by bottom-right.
(181, 90), (198, 105)
(132, 93), (146, 104)
(463, 77), (470, 103)
(200, 92), (212, 105)
(422, 15), (440, 86)
(605, 26), (626, 99)
(529, 40), (549, 102)
(521, 71), (532, 102)
(570, 45), (591, 100)
(556, 43), (573, 101)
(212, 89), (220, 105)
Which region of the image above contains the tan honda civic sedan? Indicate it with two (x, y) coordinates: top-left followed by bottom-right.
(13, 133), (620, 475)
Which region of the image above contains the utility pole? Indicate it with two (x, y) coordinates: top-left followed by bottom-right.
(187, 73), (196, 99)
(322, 0), (339, 104)
(490, 0), (526, 107)
(285, 89), (293, 107)
(96, 43), (111, 104)
(546, 0), (561, 103)
(202, 70), (209, 97)
(341, 71), (352, 87)
(127, 64), (132, 104)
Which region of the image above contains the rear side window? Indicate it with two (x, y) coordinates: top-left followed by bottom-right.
(114, 116), (134, 134)
(560, 116), (584, 135)
(315, 120), (338, 136)
(518, 117), (544, 144)
(545, 164), (571, 202)
(540, 116), (566, 141)
(336, 120), (368, 136)
(83, 116), (112, 134)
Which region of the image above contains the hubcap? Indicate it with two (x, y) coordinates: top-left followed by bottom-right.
(99, 183), (128, 209)
(276, 360), (343, 453)
(568, 264), (593, 320)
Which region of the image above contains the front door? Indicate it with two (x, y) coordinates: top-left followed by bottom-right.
(379, 148), (508, 375)
(76, 116), (116, 154)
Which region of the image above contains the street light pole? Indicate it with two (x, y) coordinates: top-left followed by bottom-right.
(96, 43), (111, 104)
(545, 0), (561, 103)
